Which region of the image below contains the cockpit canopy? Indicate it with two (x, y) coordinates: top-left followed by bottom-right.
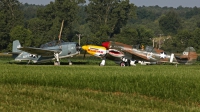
(145, 46), (154, 52)
(40, 40), (65, 48)
(134, 44), (154, 52)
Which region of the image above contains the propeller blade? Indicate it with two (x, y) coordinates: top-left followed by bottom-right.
(76, 43), (81, 54)
(81, 45), (87, 59)
(82, 38), (89, 59)
(83, 50), (86, 59)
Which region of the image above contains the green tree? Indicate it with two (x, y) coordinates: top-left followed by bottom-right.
(0, 0), (23, 51)
(36, 0), (85, 42)
(136, 7), (157, 21)
(8, 25), (33, 50)
(162, 29), (199, 53)
(114, 26), (138, 45)
(86, 0), (136, 40)
(27, 18), (48, 47)
(197, 21), (200, 28)
(175, 30), (193, 52)
(159, 10), (182, 35)
(182, 15), (200, 31)
(21, 3), (45, 21)
(192, 28), (200, 53)
(136, 26), (153, 46)
(185, 6), (200, 19)
(161, 37), (177, 53)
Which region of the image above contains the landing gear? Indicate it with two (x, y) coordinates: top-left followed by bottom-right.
(68, 59), (72, 65)
(126, 59), (131, 66)
(120, 62), (126, 67)
(130, 60), (136, 66)
(99, 58), (106, 66)
(54, 61), (60, 65)
(120, 57), (131, 67)
(54, 53), (60, 66)
(27, 60), (31, 65)
(120, 61), (131, 67)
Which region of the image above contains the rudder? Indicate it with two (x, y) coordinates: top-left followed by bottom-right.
(12, 40), (22, 53)
(183, 47), (197, 64)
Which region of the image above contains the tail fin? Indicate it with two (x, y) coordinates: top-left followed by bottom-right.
(177, 47), (197, 64)
(9, 40), (39, 63)
(8, 40), (23, 61)
(12, 40), (22, 53)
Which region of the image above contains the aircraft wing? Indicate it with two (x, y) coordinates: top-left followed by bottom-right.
(122, 48), (150, 61)
(18, 47), (62, 57)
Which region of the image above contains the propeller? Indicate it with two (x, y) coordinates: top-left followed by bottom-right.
(76, 43), (81, 52)
(76, 34), (83, 54)
(83, 50), (87, 59)
(83, 38), (89, 59)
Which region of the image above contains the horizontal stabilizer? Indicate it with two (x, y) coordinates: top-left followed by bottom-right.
(8, 52), (21, 55)
(175, 47), (197, 64)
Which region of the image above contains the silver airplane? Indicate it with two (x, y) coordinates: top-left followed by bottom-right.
(9, 40), (81, 65)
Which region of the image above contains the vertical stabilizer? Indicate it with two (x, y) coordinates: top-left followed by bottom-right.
(178, 47), (197, 64)
(12, 40), (22, 53)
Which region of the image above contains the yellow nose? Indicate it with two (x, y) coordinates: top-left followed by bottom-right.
(82, 45), (88, 51)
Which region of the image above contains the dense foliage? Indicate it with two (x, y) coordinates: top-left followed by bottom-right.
(0, 0), (200, 53)
(0, 0), (23, 51)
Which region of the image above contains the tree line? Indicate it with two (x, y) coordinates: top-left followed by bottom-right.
(0, 0), (200, 53)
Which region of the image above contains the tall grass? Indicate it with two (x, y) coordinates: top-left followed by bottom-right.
(1, 56), (200, 111)
(1, 64), (200, 102)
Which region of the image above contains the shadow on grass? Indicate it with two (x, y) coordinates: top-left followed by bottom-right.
(7, 61), (89, 66)
(2, 55), (99, 66)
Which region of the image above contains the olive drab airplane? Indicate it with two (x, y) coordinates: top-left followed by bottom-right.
(82, 41), (198, 67)
(9, 40), (81, 65)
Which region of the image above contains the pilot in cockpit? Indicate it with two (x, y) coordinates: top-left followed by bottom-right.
(134, 44), (145, 50)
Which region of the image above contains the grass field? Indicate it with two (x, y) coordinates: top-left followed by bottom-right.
(0, 55), (200, 111)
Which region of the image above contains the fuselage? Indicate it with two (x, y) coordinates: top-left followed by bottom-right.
(13, 40), (80, 63)
(82, 45), (107, 57)
(102, 41), (197, 64)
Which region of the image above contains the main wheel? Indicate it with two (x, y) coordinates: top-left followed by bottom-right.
(69, 62), (72, 65)
(99, 63), (104, 66)
(54, 61), (60, 65)
(120, 62), (126, 67)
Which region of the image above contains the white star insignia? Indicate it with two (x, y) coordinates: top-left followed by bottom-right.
(160, 52), (166, 58)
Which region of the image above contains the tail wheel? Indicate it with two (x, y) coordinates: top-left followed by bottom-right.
(120, 62), (126, 67)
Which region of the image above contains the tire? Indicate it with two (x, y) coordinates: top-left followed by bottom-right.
(54, 61), (60, 65)
(120, 62), (126, 67)
(99, 63), (104, 66)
